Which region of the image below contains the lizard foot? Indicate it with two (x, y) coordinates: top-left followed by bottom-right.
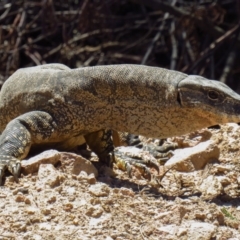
(113, 149), (159, 180)
(142, 142), (177, 164)
(0, 155), (21, 185)
(118, 134), (178, 164)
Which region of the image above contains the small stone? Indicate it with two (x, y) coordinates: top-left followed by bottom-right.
(215, 164), (232, 173)
(119, 188), (134, 197)
(88, 175), (96, 184)
(63, 203), (73, 212)
(187, 221), (216, 240)
(76, 171), (96, 184)
(39, 222), (52, 230)
(24, 197), (31, 205)
(73, 218), (79, 225)
(237, 176), (240, 185)
(195, 211), (206, 220)
(177, 227), (187, 237)
(15, 194), (25, 202)
(157, 224), (178, 236)
(26, 206), (38, 215)
(31, 234), (42, 240)
(47, 196), (56, 204)
(88, 183), (110, 197)
(76, 171), (88, 181)
(198, 175), (222, 200)
(37, 164), (60, 187)
(85, 205), (103, 218)
(13, 187), (29, 195)
(41, 206), (51, 215)
(19, 223), (27, 232)
(217, 176), (231, 186)
(105, 237), (114, 240)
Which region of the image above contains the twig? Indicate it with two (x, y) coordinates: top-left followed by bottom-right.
(131, 0), (189, 18)
(0, 3), (11, 21)
(130, 0), (225, 38)
(141, 0), (177, 65)
(182, 31), (195, 62)
(66, 41), (127, 56)
(187, 24), (239, 73)
(220, 51), (236, 83)
(110, 53), (142, 62)
(170, 20), (177, 70)
(25, 49), (41, 65)
(210, 54), (215, 79)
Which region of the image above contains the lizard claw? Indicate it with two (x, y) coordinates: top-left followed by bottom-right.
(114, 150), (158, 180)
(125, 161), (152, 180)
(8, 161), (21, 183)
(0, 169), (4, 186)
(0, 164), (7, 186)
(0, 156), (21, 185)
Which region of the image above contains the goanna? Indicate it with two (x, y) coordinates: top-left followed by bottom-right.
(0, 63), (240, 184)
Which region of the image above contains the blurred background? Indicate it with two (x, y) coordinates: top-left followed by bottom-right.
(0, 0), (239, 90)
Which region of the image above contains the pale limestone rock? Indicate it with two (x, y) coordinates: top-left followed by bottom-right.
(77, 171), (96, 184)
(22, 150), (98, 181)
(165, 140), (219, 172)
(85, 205), (104, 218)
(157, 224), (178, 236)
(39, 222), (52, 230)
(88, 183), (110, 197)
(187, 221), (216, 240)
(21, 150), (61, 174)
(198, 175), (222, 200)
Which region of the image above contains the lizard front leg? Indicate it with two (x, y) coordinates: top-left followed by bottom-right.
(0, 111), (57, 185)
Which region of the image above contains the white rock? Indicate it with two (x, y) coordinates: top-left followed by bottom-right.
(26, 206), (39, 215)
(198, 175), (222, 199)
(21, 150), (61, 174)
(39, 222), (52, 230)
(31, 235), (42, 240)
(187, 221), (216, 240)
(88, 183), (110, 197)
(165, 140), (219, 172)
(157, 224), (178, 235)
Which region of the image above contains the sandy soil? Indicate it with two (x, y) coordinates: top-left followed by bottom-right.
(0, 123), (240, 240)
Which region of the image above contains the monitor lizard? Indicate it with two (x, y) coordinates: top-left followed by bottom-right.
(0, 63), (240, 184)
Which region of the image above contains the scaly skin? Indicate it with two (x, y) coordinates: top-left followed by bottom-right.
(1, 63), (240, 184)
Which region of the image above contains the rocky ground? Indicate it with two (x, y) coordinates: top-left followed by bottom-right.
(0, 123), (240, 240)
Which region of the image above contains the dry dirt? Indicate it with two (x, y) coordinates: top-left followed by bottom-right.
(0, 123), (240, 240)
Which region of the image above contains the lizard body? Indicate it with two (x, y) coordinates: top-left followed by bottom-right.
(0, 63), (240, 183)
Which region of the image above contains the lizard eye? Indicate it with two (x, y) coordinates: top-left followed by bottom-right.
(208, 90), (219, 100)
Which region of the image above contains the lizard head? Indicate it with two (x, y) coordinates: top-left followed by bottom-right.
(177, 75), (240, 125)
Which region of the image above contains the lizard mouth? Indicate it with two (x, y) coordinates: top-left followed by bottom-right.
(177, 89), (182, 106)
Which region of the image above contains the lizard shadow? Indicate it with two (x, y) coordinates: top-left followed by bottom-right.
(96, 168), (240, 205)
